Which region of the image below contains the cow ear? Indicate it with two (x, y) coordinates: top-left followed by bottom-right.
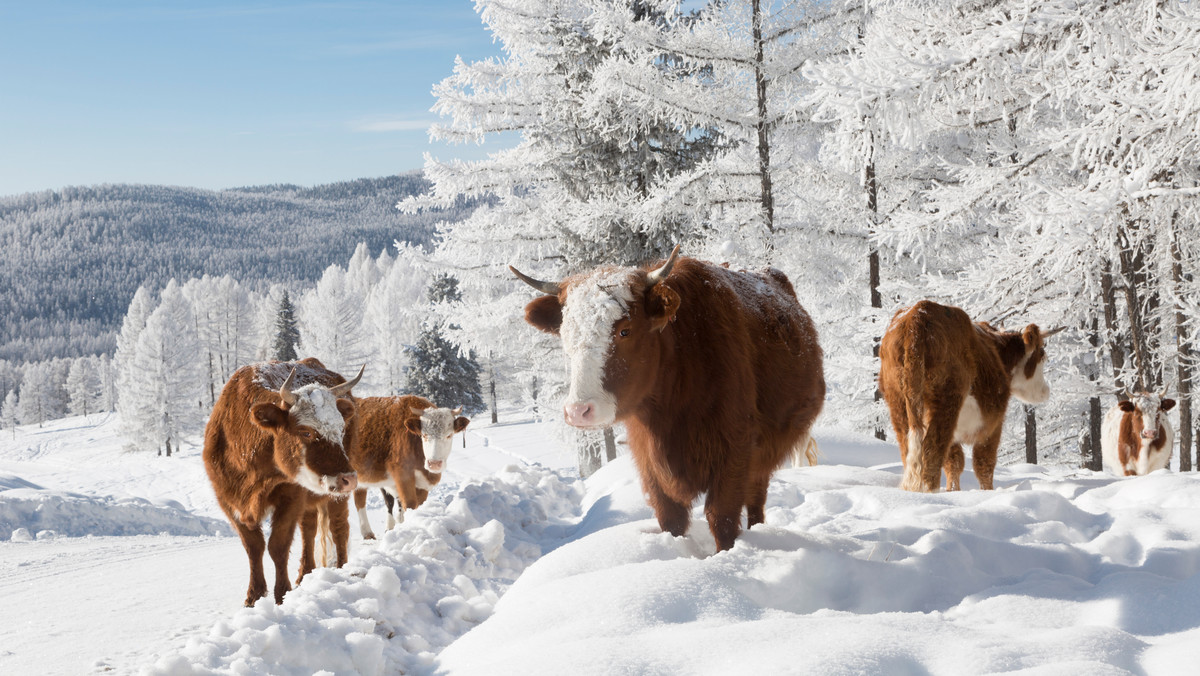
(454, 416), (470, 433)
(251, 402), (288, 430)
(1021, 324), (1042, 350)
(1162, 398), (1177, 412)
(646, 285), (680, 332)
(405, 417), (422, 436)
(1118, 400), (1136, 412)
(336, 397), (356, 422)
(525, 296), (563, 335)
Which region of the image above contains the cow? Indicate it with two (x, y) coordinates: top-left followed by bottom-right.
(511, 245), (825, 552)
(202, 358), (361, 606)
(1102, 392), (1175, 476)
(347, 396), (470, 540)
(878, 300), (1062, 493)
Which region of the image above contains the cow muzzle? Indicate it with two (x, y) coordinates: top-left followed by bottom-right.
(565, 402), (599, 428)
(330, 471), (358, 494)
(426, 459), (445, 473)
(1141, 429), (1159, 440)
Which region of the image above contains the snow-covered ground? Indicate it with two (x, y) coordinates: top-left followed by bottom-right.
(3, 413), (1199, 675)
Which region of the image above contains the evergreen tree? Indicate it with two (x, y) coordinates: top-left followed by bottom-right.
(66, 356), (102, 417)
(272, 290), (300, 362)
(405, 275), (485, 414)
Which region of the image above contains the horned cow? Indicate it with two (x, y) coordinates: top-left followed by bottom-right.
(512, 245), (825, 552)
(878, 300), (1061, 492)
(1102, 392), (1175, 476)
(348, 396), (470, 539)
(202, 358), (361, 606)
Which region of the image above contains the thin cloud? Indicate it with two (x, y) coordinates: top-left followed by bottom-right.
(352, 117), (433, 133)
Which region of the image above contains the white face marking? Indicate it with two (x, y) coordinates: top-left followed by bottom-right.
(288, 384), (348, 447)
(559, 268), (636, 427)
(953, 395), (986, 444)
(1131, 394), (1163, 438)
(1011, 353), (1050, 404)
(293, 463), (348, 495)
(417, 407), (460, 471)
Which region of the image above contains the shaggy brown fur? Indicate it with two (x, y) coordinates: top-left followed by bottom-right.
(519, 255), (825, 551)
(202, 357), (358, 606)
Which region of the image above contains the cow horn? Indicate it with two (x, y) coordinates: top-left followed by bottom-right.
(452, 406), (463, 415)
(330, 364), (364, 397)
(1042, 326), (1066, 339)
(646, 244), (681, 286)
(509, 265), (562, 296)
(279, 367), (300, 407)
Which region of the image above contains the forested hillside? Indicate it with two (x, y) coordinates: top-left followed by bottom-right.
(0, 172), (466, 361)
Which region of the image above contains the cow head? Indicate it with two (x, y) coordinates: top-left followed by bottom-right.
(1118, 392), (1176, 441)
(511, 245), (681, 429)
(250, 365), (362, 496)
(405, 406), (470, 473)
(1009, 324), (1062, 405)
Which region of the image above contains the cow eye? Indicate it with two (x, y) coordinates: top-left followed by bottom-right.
(619, 328), (630, 338)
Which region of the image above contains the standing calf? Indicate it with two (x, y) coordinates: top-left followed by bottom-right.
(1102, 392), (1175, 476)
(203, 358), (361, 605)
(512, 245), (824, 551)
(879, 301), (1061, 492)
(348, 396), (470, 539)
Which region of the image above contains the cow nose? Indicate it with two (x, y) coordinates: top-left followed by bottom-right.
(564, 402), (596, 427)
(1142, 430), (1158, 440)
(427, 460), (444, 472)
(336, 472), (358, 493)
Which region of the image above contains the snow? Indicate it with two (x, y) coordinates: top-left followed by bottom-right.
(3, 412), (1200, 675)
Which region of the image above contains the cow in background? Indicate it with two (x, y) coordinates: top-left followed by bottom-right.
(203, 358), (361, 605)
(511, 245), (825, 552)
(879, 300), (1062, 492)
(1102, 392), (1175, 476)
(348, 396), (470, 539)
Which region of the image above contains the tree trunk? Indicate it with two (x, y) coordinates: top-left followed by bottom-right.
(1086, 319), (1104, 471)
(1024, 406), (1037, 464)
(489, 367), (498, 425)
(865, 127), (885, 441)
(1101, 259), (1128, 393)
(604, 427), (618, 462)
(751, 0), (774, 243)
(1172, 221), (1194, 471)
(1117, 220), (1154, 391)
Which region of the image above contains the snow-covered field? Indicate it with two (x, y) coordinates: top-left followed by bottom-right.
(3, 413), (1199, 675)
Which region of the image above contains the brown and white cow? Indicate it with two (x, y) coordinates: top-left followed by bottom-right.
(202, 358), (361, 605)
(1102, 392), (1175, 476)
(345, 396), (470, 539)
(511, 245), (825, 552)
(878, 300), (1061, 492)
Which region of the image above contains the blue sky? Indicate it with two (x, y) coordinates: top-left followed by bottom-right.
(0, 1), (504, 196)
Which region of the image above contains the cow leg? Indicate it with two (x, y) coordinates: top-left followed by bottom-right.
(354, 488), (376, 540)
(382, 489), (398, 529)
(944, 444), (965, 491)
(326, 497), (352, 567)
(884, 395), (910, 465)
(643, 474), (690, 538)
(972, 433), (1001, 490)
(296, 506), (318, 583)
(230, 518), (268, 607)
(704, 479), (745, 552)
(911, 393), (963, 492)
(267, 496), (304, 604)
(744, 474), (770, 529)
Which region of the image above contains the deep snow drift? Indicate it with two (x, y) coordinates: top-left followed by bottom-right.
(4, 414), (1200, 675)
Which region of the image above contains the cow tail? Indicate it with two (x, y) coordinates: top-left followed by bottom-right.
(791, 432), (819, 467)
(316, 502), (334, 568)
(900, 340), (927, 492)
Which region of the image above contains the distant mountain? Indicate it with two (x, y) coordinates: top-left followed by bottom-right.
(0, 172), (467, 362)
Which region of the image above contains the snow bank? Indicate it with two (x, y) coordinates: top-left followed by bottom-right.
(0, 476), (228, 540)
(144, 464), (583, 676)
(437, 459), (1200, 675)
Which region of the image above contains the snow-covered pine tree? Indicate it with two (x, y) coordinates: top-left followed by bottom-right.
(183, 275), (256, 407)
(17, 360), (68, 428)
(272, 290), (301, 362)
(2, 389), (19, 438)
(298, 263), (372, 385)
(113, 285), (155, 424)
(405, 275), (485, 415)
(364, 243), (427, 395)
(120, 280), (206, 455)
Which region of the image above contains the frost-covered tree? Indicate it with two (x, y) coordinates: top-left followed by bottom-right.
(120, 281), (206, 455)
(405, 276), (485, 414)
(299, 264), (372, 383)
(183, 275), (256, 406)
(2, 390), (19, 438)
(113, 286), (154, 414)
(17, 360), (68, 427)
(66, 356), (102, 417)
(272, 290), (301, 362)
(364, 244), (428, 395)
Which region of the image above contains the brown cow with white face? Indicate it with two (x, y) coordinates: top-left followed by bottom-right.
(1102, 392), (1175, 476)
(879, 300), (1061, 492)
(512, 246), (825, 552)
(344, 396), (470, 539)
(203, 358), (361, 606)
